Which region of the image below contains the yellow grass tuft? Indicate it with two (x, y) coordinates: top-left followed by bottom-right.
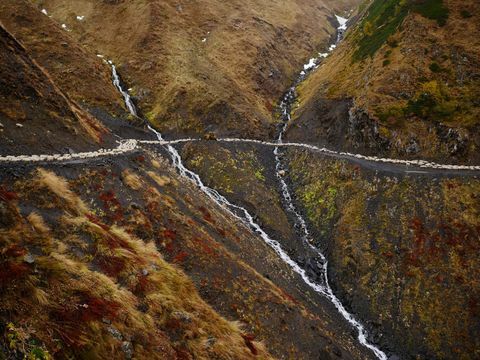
(147, 171), (172, 187)
(36, 168), (88, 215)
(27, 212), (50, 234)
(122, 169), (143, 190)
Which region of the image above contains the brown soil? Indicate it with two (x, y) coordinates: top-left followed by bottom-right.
(0, 24), (109, 155)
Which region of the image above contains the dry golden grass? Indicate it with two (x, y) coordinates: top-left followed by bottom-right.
(0, 168), (273, 359)
(122, 169), (143, 190)
(36, 168), (88, 215)
(27, 211), (50, 234)
(147, 171), (172, 187)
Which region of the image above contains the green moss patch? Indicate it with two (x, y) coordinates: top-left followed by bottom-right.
(353, 0), (449, 61)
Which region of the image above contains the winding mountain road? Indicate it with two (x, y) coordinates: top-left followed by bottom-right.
(2, 8), (478, 360)
(2, 137), (479, 176)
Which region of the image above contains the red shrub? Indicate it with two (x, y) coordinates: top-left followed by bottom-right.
(4, 245), (27, 258)
(0, 186), (18, 202)
(146, 200), (159, 213)
(86, 213), (110, 231)
(173, 251), (188, 263)
(174, 347), (191, 360)
(382, 251), (394, 259)
(165, 241), (175, 254)
(99, 191), (116, 203)
(0, 261), (30, 287)
(97, 256), (126, 277)
(81, 297), (120, 322)
(279, 289), (299, 305)
(104, 234), (132, 250)
(192, 237), (216, 256)
(216, 227), (227, 237)
(198, 207), (215, 224)
(242, 334), (258, 356)
(163, 229), (177, 241)
(52, 293), (120, 325)
(135, 275), (150, 294)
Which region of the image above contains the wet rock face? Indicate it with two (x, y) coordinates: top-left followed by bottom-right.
(286, 98), (391, 156)
(436, 125), (468, 157)
(347, 107), (391, 153)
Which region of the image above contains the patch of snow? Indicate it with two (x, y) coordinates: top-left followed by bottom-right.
(318, 52), (328, 58)
(96, 54), (104, 58)
(335, 15), (348, 31)
(41, 9), (48, 16)
(202, 38), (207, 43)
(76, 15), (85, 21)
(329, 44), (336, 51)
(303, 58), (317, 71)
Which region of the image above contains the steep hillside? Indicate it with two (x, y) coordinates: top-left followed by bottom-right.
(289, 0), (480, 164)
(286, 149), (480, 359)
(0, 1), (381, 359)
(28, 0), (358, 139)
(0, 157), (274, 359)
(0, 24), (110, 155)
(0, 0), (125, 117)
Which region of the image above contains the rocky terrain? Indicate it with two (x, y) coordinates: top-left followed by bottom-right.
(289, 0), (480, 164)
(286, 149), (480, 359)
(1, 0), (479, 359)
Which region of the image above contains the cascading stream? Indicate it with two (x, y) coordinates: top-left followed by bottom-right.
(108, 15), (388, 358)
(273, 16), (388, 360)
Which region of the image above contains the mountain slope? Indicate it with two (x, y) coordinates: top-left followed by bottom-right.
(31, 0), (358, 139)
(289, 0), (480, 164)
(0, 24), (110, 155)
(0, 1), (378, 359)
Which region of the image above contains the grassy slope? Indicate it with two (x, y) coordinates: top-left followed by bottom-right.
(0, 23), (110, 155)
(0, 158), (273, 359)
(0, 0), (124, 116)
(287, 149), (480, 359)
(0, 149), (373, 359)
(32, 0), (359, 139)
(295, 0), (480, 163)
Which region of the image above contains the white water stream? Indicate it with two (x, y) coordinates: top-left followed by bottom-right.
(108, 14), (388, 359)
(271, 16), (388, 360)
